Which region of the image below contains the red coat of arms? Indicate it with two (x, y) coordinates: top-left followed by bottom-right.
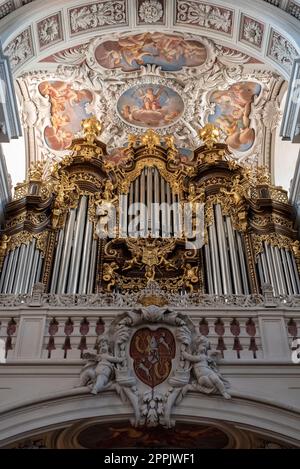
(130, 328), (176, 388)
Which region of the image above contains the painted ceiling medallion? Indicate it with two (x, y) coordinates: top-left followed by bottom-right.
(117, 84), (184, 129)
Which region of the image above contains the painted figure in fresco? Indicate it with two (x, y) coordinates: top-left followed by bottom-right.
(39, 81), (93, 151)
(209, 82), (261, 152)
(182, 335), (231, 399)
(95, 32), (207, 72)
(141, 87), (163, 111)
(118, 84), (183, 128)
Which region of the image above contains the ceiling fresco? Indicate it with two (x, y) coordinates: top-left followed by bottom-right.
(76, 422), (229, 449)
(18, 31), (284, 170)
(208, 82), (262, 152)
(94, 32), (208, 72)
(117, 84), (185, 129)
(38, 81), (93, 151)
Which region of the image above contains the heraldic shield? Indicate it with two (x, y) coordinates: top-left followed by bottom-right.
(130, 328), (176, 388)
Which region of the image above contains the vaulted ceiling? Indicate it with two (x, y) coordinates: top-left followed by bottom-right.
(0, 0), (299, 190)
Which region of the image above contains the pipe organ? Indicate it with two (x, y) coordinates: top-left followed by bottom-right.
(0, 117), (299, 297)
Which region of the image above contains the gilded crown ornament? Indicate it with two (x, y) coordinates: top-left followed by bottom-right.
(199, 123), (221, 149)
(141, 129), (161, 151)
(81, 116), (103, 144)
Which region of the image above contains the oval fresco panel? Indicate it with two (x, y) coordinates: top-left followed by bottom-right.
(208, 81), (261, 152)
(95, 32), (207, 72)
(117, 84), (184, 129)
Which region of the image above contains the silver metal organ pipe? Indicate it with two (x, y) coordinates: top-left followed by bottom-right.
(257, 255), (265, 286)
(172, 192), (179, 238)
(128, 180), (134, 236)
(22, 239), (36, 293)
(0, 251), (10, 292)
(12, 244), (26, 294)
(264, 242), (278, 295)
(154, 169), (160, 237)
(35, 253), (43, 284)
(3, 250), (14, 294)
(204, 244), (214, 294)
(78, 221), (93, 294)
(67, 196), (88, 294)
(56, 209), (76, 294)
(147, 168), (152, 236)
(260, 251), (270, 285)
(290, 252), (300, 293)
(134, 177), (139, 205)
(273, 246), (287, 295)
(215, 205), (232, 295)
(87, 239), (97, 294)
(7, 248), (19, 294)
(280, 248), (293, 295)
(28, 250), (40, 294)
(286, 249), (298, 294)
(140, 169), (146, 237)
(208, 224), (222, 295)
(236, 233), (250, 295)
(160, 177), (166, 237)
(226, 218), (242, 294)
(50, 230), (65, 293)
(166, 183), (172, 237)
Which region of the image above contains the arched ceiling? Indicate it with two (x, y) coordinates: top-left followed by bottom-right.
(0, 0), (299, 78)
(0, 0), (299, 190)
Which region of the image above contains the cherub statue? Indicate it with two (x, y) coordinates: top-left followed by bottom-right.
(220, 175), (248, 208)
(188, 185), (206, 205)
(95, 180), (118, 238)
(181, 263), (199, 293)
(182, 335), (231, 399)
(103, 262), (119, 291)
(0, 234), (10, 258)
(78, 337), (125, 395)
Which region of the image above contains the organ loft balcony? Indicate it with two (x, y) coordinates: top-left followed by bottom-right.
(0, 118), (299, 448)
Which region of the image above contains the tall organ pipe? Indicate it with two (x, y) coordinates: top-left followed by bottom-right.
(208, 224), (222, 295)
(154, 169), (160, 237)
(204, 244), (214, 294)
(87, 239), (97, 294)
(67, 196), (88, 294)
(291, 252), (300, 293)
(50, 230), (64, 293)
(28, 250), (40, 294)
(226, 217), (242, 294)
(56, 209), (76, 294)
(0, 251), (10, 292)
(215, 205), (232, 295)
(236, 233), (250, 295)
(78, 221), (93, 294)
(147, 168), (152, 236)
(273, 246), (286, 295)
(280, 248), (293, 295)
(21, 239), (36, 293)
(264, 242), (279, 295)
(7, 247), (19, 294)
(13, 244), (26, 294)
(140, 170), (146, 237)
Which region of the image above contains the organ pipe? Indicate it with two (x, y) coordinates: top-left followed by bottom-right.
(215, 205), (232, 295)
(226, 217), (242, 294)
(78, 221), (93, 294)
(56, 209), (76, 294)
(67, 196), (88, 294)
